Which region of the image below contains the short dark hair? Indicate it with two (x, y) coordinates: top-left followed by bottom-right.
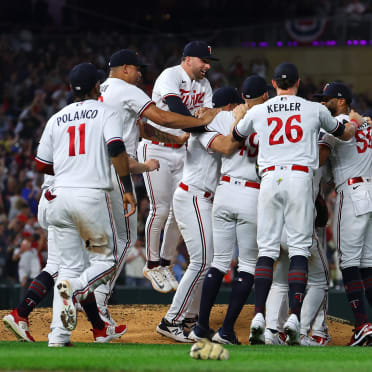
(274, 78), (297, 90)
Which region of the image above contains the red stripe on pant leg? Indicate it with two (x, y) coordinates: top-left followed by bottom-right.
(74, 265), (117, 299)
(105, 193), (118, 263)
(315, 234), (329, 284)
(174, 196), (207, 322)
(336, 192), (343, 266)
(109, 174), (132, 306)
(144, 144), (157, 262)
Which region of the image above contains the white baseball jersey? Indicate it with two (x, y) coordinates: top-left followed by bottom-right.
(100, 78), (153, 158)
(208, 111), (259, 182)
(147, 65), (213, 136)
(320, 114), (372, 190)
(41, 175), (54, 189)
(36, 99), (124, 190)
(181, 131), (221, 194)
(234, 95), (340, 171)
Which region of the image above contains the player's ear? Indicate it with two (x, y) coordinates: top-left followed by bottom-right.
(296, 79), (301, 88)
(271, 80), (277, 89)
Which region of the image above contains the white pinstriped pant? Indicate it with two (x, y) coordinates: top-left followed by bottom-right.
(165, 186), (214, 322)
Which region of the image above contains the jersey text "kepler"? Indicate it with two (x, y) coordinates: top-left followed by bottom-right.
(267, 103), (301, 114)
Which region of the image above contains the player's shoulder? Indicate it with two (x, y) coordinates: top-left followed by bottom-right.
(157, 65), (183, 80)
(335, 113), (349, 121)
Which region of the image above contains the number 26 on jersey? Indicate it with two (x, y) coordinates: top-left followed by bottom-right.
(268, 115), (303, 145)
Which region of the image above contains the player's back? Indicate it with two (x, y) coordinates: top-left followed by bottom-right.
(251, 95), (328, 170)
(208, 111), (259, 182)
(48, 100), (116, 190)
(100, 78), (149, 158)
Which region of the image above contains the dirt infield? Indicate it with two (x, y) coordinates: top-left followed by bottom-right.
(0, 304), (353, 345)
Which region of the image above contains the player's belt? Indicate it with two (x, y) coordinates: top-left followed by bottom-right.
(221, 175), (260, 189)
(179, 182), (212, 198)
(151, 141), (183, 149)
(348, 177), (372, 185)
(262, 165), (309, 174)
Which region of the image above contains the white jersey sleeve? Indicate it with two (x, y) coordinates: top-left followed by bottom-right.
(36, 118), (54, 167)
(233, 107), (256, 139)
(198, 131), (221, 154)
(206, 111), (235, 135)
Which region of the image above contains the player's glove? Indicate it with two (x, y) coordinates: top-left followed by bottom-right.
(190, 338), (229, 360)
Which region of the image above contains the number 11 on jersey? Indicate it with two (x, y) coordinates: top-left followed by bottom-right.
(67, 124), (86, 156)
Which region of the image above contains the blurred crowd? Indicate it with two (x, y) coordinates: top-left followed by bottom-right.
(1, 29), (371, 289)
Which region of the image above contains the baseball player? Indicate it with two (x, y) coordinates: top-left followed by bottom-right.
(156, 90), (245, 342)
(34, 63), (135, 341)
(138, 41), (217, 293)
(189, 76), (268, 344)
(96, 48), (219, 320)
(3, 176), (57, 343)
(2, 72), (111, 345)
(231, 63), (364, 345)
(265, 163), (332, 346)
(316, 82), (372, 346)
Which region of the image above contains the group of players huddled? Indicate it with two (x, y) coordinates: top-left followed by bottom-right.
(3, 40), (372, 348)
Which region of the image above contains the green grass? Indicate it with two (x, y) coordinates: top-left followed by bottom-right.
(1, 342), (372, 372)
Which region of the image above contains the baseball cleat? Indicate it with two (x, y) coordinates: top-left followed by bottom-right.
(97, 304), (117, 326)
(57, 280), (77, 331)
(48, 341), (74, 347)
(264, 328), (285, 345)
(284, 314), (301, 345)
(188, 323), (215, 342)
(2, 309), (35, 342)
(92, 323), (127, 343)
(156, 318), (192, 343)
(212, 328), (241, 345)
(347, 323), (372, 346)
(159, 265), (179, 291)
(183, 316), (198, 334)
(300, 334), (329, 346)
(249, 313), (265, 345)
(143, 266), (172, 293)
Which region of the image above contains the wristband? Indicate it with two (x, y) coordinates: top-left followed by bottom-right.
(350, 119), (359, 129)
(119, 175), (133, 193)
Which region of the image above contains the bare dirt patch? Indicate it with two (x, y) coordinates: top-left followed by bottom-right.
(0, 304), (353, 345)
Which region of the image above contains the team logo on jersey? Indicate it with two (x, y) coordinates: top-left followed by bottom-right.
(208, 46), (212, 55)
(180, 89), (205, 109)
(350, 299), (359, 309)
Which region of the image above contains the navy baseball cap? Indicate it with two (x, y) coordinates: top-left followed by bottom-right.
(242, 75), (269, 99)
(212, 87), (244, 108)
(313, 82), (352, 104)
(97, 69), (107, 83)
(69, 63), (100, 95)
(109, 49), (147, 68)
(183, 41), (219, 61)
(273, 62), (299, 81)
(363, 110), (372, 118)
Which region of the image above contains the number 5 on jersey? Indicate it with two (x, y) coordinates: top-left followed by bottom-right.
(67, 124), (86, 156)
